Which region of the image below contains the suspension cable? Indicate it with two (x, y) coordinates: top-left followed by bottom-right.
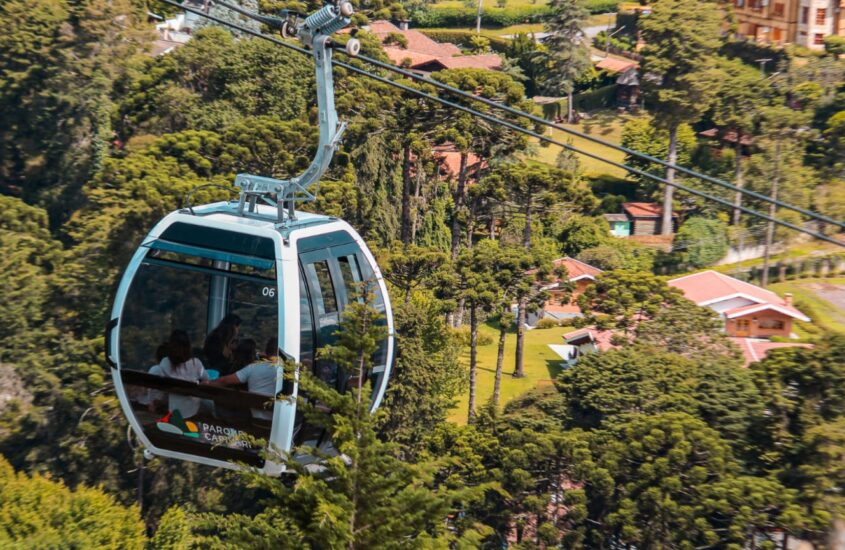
(157, 0), (845, 247)
(340, 49), (845, 231)
(185, 0), (845, 231)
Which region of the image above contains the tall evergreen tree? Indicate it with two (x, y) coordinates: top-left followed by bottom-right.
(538, 0), (591, 123)
(639, 0), (723, 235)
(200, 292), (492, 548)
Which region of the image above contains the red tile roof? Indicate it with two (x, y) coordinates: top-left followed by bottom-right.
(596, 57), (638, 73)
(367, 21), (461, 58)
(552, 257), (603, 281)
(432, 54), (503, 70)
(729, 337), (813, 367)
(622, 202), (675, 218)
(366, 20), (500, 72)
(382, 47), (438, 68)
(432, 144), (485, 178)
(668, 270), (805, 314)
(699, 128), (754, 146)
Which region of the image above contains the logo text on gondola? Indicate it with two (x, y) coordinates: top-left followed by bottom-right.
(199, 422), (252, 449)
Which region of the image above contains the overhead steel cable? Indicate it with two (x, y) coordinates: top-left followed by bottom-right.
(341, 50), (845, 232)
(157, 0), (845, 248)
(198, 0), (845, 231)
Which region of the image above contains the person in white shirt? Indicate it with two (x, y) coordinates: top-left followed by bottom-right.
(205, 338), (280, 421)
(149, 330), (209, 418)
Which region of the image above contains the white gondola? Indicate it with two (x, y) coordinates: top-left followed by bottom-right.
(105, 1), (393, 475)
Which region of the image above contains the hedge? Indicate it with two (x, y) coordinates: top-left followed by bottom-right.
(410, 6), (550, 28)
(720, 40), (791, 69)
(419, 29), (512, 53)
(410, 0), (617, 28)
(573, 84), (617, 111)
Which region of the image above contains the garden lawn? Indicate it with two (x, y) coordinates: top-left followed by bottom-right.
(449, 322), (574, 424)
(531, 109), (636, 178)
(768, 277), (845, 337)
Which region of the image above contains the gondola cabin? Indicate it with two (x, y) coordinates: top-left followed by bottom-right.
(106, 202), (394, 475)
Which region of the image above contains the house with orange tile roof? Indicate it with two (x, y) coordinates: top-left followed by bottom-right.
(668, 270), (810, 339)
(530, 257), (603, 326)
(364, 20), (502, 73)
(604, 202), (678, 237)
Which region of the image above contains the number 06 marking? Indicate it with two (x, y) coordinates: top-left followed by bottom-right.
(262, 287), (276, 298)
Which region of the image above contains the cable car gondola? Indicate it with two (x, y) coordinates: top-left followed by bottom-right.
(105, 2), (393, 475)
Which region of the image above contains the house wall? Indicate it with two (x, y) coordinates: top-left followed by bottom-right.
(725, 312), (793, 337)
(542, 279), (593, 315)
(732, 0), (843, 48)
(632, 217), (658, 235)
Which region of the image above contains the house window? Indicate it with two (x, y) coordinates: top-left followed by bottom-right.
(816, 8), (826, 24)
(773, 3), (784, 16)
(801, 6), (809, 23)
(736, 0), (745, 6)
(815, 32), (825, 44)
(759, 319), (785, 330)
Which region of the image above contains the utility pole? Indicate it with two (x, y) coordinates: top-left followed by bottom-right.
(761, 137), (781, 287)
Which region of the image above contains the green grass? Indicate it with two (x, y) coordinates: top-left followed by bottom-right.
(531, 109), (639, 178)
(449, 321), (574, 424)
(767, 277), (845, 337)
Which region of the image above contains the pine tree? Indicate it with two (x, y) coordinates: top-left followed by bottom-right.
(538, 0), (591, 123)
(203, 289), (493, 548)
(639, 0), (723, 235)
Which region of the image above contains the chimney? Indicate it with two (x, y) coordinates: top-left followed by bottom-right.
(784, 292), (793, 306)
(399, 19), (410, 31)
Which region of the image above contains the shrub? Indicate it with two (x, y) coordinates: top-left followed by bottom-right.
(384, 32), (408, 48)
(673, 217), (729, 268)
(720, 40), (790, 68)
(577, 239), (656, 272)
(418, 29), (512, 53)
(453, 326), (495, 346)
(573, 84), (617, 111)
(410, 6), (551, 28)
(536, 317), (561, 329)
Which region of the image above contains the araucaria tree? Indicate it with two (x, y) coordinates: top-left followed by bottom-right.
(539, 0), (591, 123)
(639, 0), (723, 235)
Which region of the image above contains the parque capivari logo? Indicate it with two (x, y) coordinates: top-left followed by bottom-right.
(156, 410), (200, 438)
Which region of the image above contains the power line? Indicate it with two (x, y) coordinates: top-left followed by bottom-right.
(156, 0), (845, 248)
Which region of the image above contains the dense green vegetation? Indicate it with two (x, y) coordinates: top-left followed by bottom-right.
(1, 0), (844, 547)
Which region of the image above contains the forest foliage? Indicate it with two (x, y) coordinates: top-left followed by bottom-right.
(0, 0), (845, 547)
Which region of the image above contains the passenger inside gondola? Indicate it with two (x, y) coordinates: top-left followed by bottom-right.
(202, 321), (239, 377)
(149, 330), (209, 418)
(205, 337), (280, 425)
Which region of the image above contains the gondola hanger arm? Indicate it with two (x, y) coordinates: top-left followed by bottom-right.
(207, 0), (359, 225)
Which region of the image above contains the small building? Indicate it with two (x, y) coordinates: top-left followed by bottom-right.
(529, 257), (603, 325)
(365, 20), (502, 73)
(604, 213), (631, 237)
(604, 202), (677, 236)
(556, 326), (617, 366)
(668, 270), (810, 339)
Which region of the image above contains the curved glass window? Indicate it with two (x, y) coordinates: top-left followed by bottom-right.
(119, 233), (278, 466)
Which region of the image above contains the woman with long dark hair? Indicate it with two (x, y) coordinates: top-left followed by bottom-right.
(149, 330), (208, 418)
